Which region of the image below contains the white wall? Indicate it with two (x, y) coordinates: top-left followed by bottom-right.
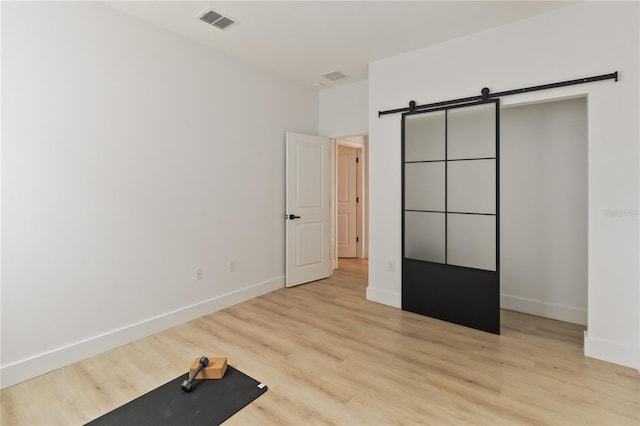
(368, 2), (639, 368)
(1, 2), (318, 388)
(501, 98), (588, 325)
(319, 80), (368, 137)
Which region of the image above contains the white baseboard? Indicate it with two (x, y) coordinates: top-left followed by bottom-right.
(0, 276), (284, 390)
(584, 332), (639, 370)
(366, 286), (401, 308)
(500, 294), (587, 325)
(365, 291), (588, 325)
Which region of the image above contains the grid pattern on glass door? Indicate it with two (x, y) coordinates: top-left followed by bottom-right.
(403, 101), (498, 271)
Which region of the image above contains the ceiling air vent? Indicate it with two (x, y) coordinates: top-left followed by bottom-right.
(198, 9), (235, 30)
(213, 17), (235, 30)
(322, 71), (348, 81)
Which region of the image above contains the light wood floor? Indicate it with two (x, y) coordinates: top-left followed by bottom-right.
(2, 259), (639, 425)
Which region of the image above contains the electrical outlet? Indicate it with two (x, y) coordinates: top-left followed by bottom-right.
(194, 267), (203, 280)
(228, 259), (236, 273)
(386, 261), (395, 272)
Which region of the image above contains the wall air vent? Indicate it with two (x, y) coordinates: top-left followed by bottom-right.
(322, 71), (348, 81)
(198, 9), (235, 30)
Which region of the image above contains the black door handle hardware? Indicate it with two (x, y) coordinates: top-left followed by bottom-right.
(288, 214), (301, 220)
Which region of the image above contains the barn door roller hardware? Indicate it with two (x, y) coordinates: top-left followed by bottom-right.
(378, 71), (618, 117)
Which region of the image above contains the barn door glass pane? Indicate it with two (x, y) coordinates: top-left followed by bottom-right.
(405, 162), (445, 211)
(405, 211), (446, 263)
(404, 111), (446, 161)
(447, 214), (496, 270)
(447, 159), (496, 214)
(448, 103), (495, 159)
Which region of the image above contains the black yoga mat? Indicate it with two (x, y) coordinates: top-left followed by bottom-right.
(86, 366), (267, 426)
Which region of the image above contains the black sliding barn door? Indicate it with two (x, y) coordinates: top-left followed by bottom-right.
(402, 100), (500, 334)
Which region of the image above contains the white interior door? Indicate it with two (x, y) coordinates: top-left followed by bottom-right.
(337, 145), (357, 257)
(286, 132), (331, 287)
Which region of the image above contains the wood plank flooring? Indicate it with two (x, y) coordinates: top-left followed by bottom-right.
(1, 259), (639, 425)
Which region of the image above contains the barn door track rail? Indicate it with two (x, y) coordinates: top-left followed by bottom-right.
(378, 71), (618, 117)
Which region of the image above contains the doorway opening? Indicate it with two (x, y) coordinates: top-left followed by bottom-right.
(333, 135), (369, 271)
(500, 96), (588, 327)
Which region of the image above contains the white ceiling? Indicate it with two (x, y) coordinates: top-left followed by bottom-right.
(106, 1), (575, 89)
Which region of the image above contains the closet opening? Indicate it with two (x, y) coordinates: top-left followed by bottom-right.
(500, 96), (588, 327)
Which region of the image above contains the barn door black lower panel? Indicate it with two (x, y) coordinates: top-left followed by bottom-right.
(402, 259), (499, 334)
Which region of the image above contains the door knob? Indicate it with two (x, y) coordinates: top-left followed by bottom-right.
(288, 214), (301, 220)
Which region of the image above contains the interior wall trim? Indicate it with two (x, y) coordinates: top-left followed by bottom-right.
(500, 294), (587, 325)
(366, 286), (401, 308)
(0, 276), (284, 389)
(584, 332), (639, 370)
